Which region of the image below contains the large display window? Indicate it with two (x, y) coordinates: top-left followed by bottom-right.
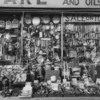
(22, 13), (62, 66)
(0, 13), (21, 64)
(61, 14), (100, 93)
(1, 11), (100, 97)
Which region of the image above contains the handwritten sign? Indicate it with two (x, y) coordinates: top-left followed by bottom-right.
(0, 0), (100, 8)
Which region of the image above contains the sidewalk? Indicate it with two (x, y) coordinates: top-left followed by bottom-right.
(0, 96), (100, 100)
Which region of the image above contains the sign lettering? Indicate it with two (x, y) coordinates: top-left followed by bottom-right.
(63, 0), (79, 6)
(4, 0), (16, 4)
(21, 0), (31, 4)
(2, 0), (100, 8)
(37, 0), (47, 5)
(64, 16), (100, 22)
(86, 0), (100, 6)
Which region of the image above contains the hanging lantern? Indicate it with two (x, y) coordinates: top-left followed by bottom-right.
(42, 16), (50, 24)
(50, 76), (57, 82)
(52, 16), (60, 24)
(0, 20), (5, 28)
(32, 17), (40, 26)
(24, 14), (32, 25)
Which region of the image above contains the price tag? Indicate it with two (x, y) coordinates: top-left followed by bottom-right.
(96, 78), (100, 84)
(63, 79), (67, 83)
(51, 83), (58, 91)
(84, 78), (90, 86)
(72, 78), (77, 85)
(34, 80), (38, 84)
(57, 80), (61, 84)
(78, 82), (84, 89)
(65, 82), (70, 90)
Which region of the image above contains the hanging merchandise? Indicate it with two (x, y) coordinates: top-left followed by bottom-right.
(71, 78), (78, 86)
(89, 31), (96, 39)
(4, 33), (11, 40)
(45, 25), (50, 30)
(5, 20), (12, 30)
(50, 22), (55, 30)
(0, 20), (5, 28)
(23, 30), (27, 38)
(42, 16), (50, 24)
(36, 39), (41, 47)
(0, 44), (3, 57)
(65, 81), (71, 90)
(24, 14), (32, 25)
(56, 24), (61, 32)
(69, 50), (77, 58)
(37, 55), (44, 64)
(39, 31), (43, 38)
(8, 43), (13, 52)
(12, 18), (19, 28)
(89, 40), (95, 47)
(55, 34), (60, 40)
(52, 16), (60, 24)
(32, 17), (40, 26)
(50, 30), (55, 35)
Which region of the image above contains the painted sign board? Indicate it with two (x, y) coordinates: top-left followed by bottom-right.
(64, 16), (100, 22)
(0, 0), (100, 8)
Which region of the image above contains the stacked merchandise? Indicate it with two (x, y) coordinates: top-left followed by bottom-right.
(0, 13), (21, 64)
(0, 13), (22, 97)
(22, 14), (62, 82)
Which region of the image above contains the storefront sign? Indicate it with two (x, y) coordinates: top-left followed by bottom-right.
(1, 0), (100, 8)
(64, 16), (100, 22)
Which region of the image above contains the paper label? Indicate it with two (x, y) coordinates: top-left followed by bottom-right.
(51, 83), (58, 91)
(96, 78), (100, 84)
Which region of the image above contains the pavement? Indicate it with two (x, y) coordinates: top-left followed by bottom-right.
(0, 96), (100, 100)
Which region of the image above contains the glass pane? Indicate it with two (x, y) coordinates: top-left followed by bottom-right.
(23, 12), (62, 70)
(0, 12), (21, 65)
(63, 13), (100, 87)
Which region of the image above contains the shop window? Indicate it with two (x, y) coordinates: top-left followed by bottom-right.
(0, 13), (21, 64)
(23, 13), (62, 67)
(63, 14), (100, 87)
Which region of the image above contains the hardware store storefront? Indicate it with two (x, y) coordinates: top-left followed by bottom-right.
(1, 0), (100, 98)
